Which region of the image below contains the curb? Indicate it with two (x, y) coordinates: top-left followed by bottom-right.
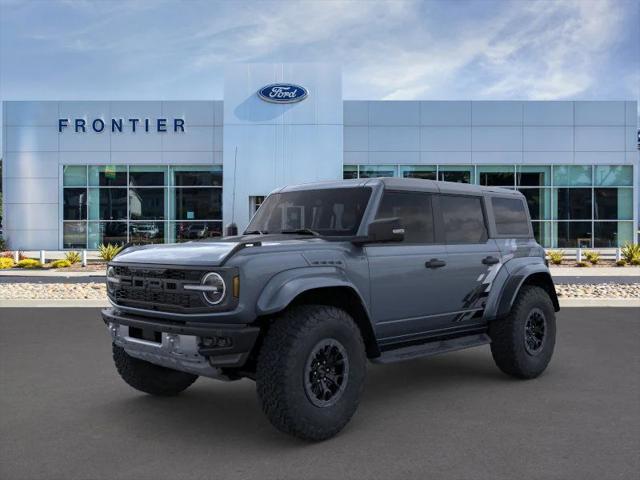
(558, 298), (640, 307)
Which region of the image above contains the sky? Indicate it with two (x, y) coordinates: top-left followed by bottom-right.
(0, 0), (638, 149)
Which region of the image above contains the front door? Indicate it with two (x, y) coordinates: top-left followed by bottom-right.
(365, 191), (453, 344)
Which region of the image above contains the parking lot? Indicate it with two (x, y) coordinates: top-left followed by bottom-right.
(1, 307), (638, 480)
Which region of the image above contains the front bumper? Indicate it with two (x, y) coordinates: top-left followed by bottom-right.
(102, 308), (260, 376)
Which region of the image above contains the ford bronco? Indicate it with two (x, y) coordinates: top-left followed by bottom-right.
(103, 178), (559, 441)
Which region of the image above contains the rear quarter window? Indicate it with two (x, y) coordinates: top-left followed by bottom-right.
(491, 196), (531, 236)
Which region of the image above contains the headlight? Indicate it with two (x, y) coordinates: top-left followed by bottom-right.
(106, 266), (119, 292)
(184, 272), (226, 305)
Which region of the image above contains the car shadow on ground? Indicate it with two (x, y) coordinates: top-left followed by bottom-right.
(98, 346), (512, 447)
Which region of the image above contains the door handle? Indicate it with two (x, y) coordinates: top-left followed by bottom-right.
(425, 258), (446, 269)
(482, 256), (500, 265)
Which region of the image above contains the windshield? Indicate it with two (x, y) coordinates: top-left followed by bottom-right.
(246, 187), (372, 237)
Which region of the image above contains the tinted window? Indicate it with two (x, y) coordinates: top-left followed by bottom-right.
(491, 197), (530, 236)
(375, 192), (434, 244)
(440, 195), (487, 244)
(246, 188), (371, 236)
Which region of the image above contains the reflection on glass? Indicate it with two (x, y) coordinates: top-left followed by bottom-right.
(531, 222), (552, 247)
(129, 188), (165, 220)
(88, 222), (127, 249)
(594, 222), (633, 247)
(89, 165), (127, 187)
(172, 166), (222, 186)
(553, 165), (591, 186)
(438, 166), (472, 183)
(129, 222), (165, 244)
(171, 222), (223, 242)
(343, 166), (358, 179)
(478, 166), (515, 186)
(63, 188), (87, 220)
(517, 166), (550, 186)
(63, 166), (87, 187)
(556, 188), (591, 220)
(358, 165), (396, 178)
(88, 188), (128, 221)
(556, 222), (592, 248)
(173, 188), (221, 220)
(400, 165), (436, 180)
(63, 222), (87, 248)
(129, 165), (165, 186)
(518, 188), (551, 220)
(594, 188), (633, 220)
(594, 165), (633, 186)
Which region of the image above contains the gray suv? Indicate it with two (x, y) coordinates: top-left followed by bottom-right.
(103, 178), (559, 441)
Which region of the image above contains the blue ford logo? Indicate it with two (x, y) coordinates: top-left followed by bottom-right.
(258, 83), (308, 104)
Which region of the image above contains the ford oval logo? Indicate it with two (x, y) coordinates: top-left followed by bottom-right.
(258, 83), (308, 104)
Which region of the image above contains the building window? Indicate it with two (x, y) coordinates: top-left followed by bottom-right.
(62, 165), (223, 249)
(340, 163), (634, 248)
(249, 196), (265, 218)
(438, 165), (473, 183)
(399, 165), (436, 180)
(358, 165), (396, 178)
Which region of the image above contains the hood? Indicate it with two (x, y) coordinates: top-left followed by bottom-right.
(111, 235), (332, 267)
(112, 241), (240, 266)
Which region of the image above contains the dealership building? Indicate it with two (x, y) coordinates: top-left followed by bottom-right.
(1, 63), (638, 250)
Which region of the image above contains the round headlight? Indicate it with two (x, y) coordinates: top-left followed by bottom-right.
(106, 266), (118, 292)
(201, 272), (226, 305)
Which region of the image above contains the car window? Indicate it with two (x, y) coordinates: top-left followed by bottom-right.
(375, 191), (435, 244)
(491, 197), (530, 236)
(440, 195), (488, 244)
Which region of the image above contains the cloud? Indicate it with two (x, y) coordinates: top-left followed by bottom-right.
(0, 0), (637, 102)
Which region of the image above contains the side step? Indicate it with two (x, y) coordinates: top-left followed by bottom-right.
(373, 333), (491, 364)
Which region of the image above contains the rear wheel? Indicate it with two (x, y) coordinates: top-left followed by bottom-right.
(112, 344), (198, 396)
(489, 285), (556, 379)
(256, 305), (367, 441)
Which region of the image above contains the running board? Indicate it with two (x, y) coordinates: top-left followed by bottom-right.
(373, 333), (491, 364)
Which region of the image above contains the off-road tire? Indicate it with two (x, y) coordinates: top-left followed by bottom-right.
(489, 285), (556, 379)
(112, 344), (198, 396)
(256, 305), (367, 441)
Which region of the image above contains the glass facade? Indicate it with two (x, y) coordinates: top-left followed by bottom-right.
(62, 165), (222, 248)
(343, 164), (634, 248)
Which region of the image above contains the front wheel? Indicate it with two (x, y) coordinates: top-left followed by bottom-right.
(256, 305), (367, 441)
(112, 344), (198, 396)
(489, 285), (556, 379)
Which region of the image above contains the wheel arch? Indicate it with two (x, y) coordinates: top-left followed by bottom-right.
(255, 269), (380, 358)
(489, 265), (560, 321)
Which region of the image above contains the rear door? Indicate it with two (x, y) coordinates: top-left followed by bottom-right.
(437, 194), (501, 323)
(365, 190), (452, 343)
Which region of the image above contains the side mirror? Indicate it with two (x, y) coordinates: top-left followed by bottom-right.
(354, 217), (405, 244)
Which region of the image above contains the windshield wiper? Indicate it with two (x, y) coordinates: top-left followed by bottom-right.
(280, 228), (321, 236)
(244, 230), (268, 235)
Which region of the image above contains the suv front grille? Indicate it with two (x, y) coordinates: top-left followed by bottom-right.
(109, 266), (209, 313)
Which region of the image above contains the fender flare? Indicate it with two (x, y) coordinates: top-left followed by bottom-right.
(256, 266), (369, 317)
(485, 262), (559, 321)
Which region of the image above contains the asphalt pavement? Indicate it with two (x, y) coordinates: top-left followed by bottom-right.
(1, 307), (638, 480)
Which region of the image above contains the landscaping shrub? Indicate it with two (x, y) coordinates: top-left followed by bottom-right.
(65, 251), (81, 264)
(547, 250), (564, 265)
(576, 260), (590, 268)
(17, 258), (42, 269)
(1, 251), (13, 258)
(583, 250), (600, 265)
(621, 243), (640, 265)
(0, 237), (5, 251)
(631, 258), (640, 266)
(615, 259), (627, 267)
(98, 243), (123, 261)
(0, 257), (15, 269)
(51, 259), (72, 268)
